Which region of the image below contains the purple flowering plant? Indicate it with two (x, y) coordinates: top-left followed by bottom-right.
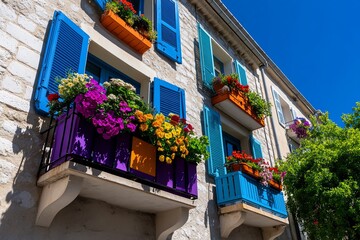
(289, 117), (311, 138)
(48, 73), (151, 140)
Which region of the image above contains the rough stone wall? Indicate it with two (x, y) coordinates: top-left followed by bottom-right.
(0, 0), (280, 240)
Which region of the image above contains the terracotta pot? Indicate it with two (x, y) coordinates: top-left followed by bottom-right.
(268, 179), (283, 191)
(211, 90), (265, 128)
(101, 10), (152, 54)
(229, 162), (261, 179)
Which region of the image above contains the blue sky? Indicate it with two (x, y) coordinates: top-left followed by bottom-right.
(221, 0), (360, 126)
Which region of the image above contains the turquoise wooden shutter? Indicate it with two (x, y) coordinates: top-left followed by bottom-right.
(153, 78), (186, 118)
(93, 0), (107, 10)
(34, 11), (89, 115)
(156, 0), (182, 63)
(272, 88), (285, 125)
(250, 136), (263, 159)
(235, 60), (247, 85)
(198, 24), (215, 88)
(203, 105), (226, 177)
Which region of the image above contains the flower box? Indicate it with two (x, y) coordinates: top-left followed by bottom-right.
(268, 179), (283, 191)
(229, 162), (261, 180)
(100, 10), (152, 54)
(50, 109), (94, 167)
(211, 90), (265, 130)
(130, 136), (156, 181)
(156, 158), (198, 198)
(50, 109), (133, 171)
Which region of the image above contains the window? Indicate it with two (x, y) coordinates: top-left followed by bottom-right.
(34, 11), (152, 115)
(85, 54), (141, 94)
(222, 132), (241, 157)
(272, 88), (294, 126)
(213, 56), (224, 76)
(198, 24), (247, 88)
(203, 106), (265, 177)
(93, 0), (182, 63)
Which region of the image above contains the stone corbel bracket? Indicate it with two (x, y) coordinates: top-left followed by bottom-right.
(219, 203), (288, 239)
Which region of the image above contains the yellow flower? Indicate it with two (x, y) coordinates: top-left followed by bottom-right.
(166, 157), (172, 164)
(139, 123), (148, 131)
(159, 155), (165, 162)
(165, 132), (172, 139)
(158, 147), (164, 152)
(181, 154), (186, 158)
(170, 146), (178, 152)
(157, 140), (162, 146)
(67, 82), (74, 88)
(164, 122), (172, 131)
(171, 153), (175, 159)
(166, 140), (171, 145)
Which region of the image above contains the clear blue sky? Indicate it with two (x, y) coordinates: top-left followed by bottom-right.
(221, 0), (360, 126)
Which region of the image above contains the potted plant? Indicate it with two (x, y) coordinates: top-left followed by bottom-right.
(211, 73), (271, 121)
(101, 0), (157, 54)
(289, 117), (311, 138)
(224, 150), (262, 179)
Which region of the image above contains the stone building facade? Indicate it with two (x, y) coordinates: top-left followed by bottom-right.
(0, 0), (314, 239)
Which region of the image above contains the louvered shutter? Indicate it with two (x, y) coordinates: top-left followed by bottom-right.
(203, 105), (226, 177)
(156, 0), (182, 63)
(235, 60), (248, 85)
(153, 78), (186, 118)
(250, 136), (263, 159)
(198, 24), (215, 88)
(93, 0), (107, 10)
(34, 11), (89, 115)
(272, 88), (285, 125)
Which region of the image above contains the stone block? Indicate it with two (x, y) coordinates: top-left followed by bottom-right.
(16, 46), (40, 69)
(0, 90), (30, 112)
(7, 61), (36, 84)
(6, 22), (42, 52)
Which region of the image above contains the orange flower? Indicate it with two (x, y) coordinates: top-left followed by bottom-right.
(139, 123), (148, 131)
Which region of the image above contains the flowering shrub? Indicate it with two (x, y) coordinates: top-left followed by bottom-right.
(289, 117), (311, 138)
(48, 72), (209, 163)
(48, 74), (147, 139)
(105, 0), (157, 42)
(211, 73), (271, 118)
(135, 111), (208, 164)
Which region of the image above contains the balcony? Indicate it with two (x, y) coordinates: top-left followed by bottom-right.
(215, 171), (288, 239)
(211, 90), (265, 130)
(36, 110), (196, 240)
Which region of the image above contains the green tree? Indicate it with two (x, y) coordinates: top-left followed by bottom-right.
(280, 104), (360, 240)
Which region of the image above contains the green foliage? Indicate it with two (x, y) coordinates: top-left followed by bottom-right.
(246, 91), (272, 118)
(342, 102), (360, 129)
(280, 111), (360, 239)
(186, 135), (210, 163)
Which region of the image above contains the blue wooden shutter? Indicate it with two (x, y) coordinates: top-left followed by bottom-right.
(156, 0), (182, 63)
(235, 60), (247, 85)
(272, 88), (285, 125)
(153, 78), (186, 118)
(203, 105), (226, 177)
(198, 24), (215, 88)
(93, 0), (107, 10)
(34, 11), (89, 115)
(250, 136), (263, 159)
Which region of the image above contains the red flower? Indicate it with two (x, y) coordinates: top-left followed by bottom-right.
(47, 93), (60, 101)
(187, 124), (193, 131)
(313, 219), (319, 225)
